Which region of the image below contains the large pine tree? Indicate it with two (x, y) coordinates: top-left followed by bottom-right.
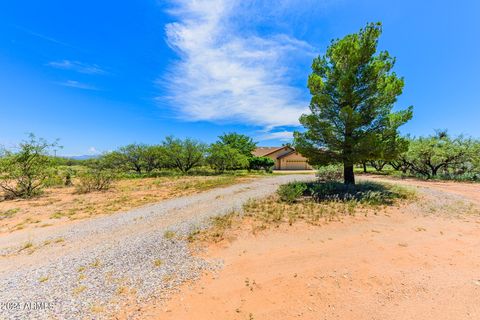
(295, 22), (412, 184)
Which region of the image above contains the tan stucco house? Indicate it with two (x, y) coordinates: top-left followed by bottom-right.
(252, 146), (313, 170)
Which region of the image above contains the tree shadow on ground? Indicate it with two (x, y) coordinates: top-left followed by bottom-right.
(305, 181), (410, 206)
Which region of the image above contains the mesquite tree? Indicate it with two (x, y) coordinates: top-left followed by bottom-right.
(0, 134), (59, 198)
(162, 136), (206, 173)
(404, 132), (474, 178)
(294, 22), (412, 184)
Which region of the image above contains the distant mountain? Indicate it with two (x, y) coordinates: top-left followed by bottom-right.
(66, 155), (99, 160)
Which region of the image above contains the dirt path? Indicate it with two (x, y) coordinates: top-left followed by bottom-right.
(360, 174), (480, 205)
(133, 177), (480, 320)
(0, 174), (315, 320)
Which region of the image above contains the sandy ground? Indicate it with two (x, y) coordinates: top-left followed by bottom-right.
(126, 177), (480, 320)
(0, 175), (247, 235)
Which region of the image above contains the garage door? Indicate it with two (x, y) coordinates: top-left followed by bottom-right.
(285, 160), (308, 170)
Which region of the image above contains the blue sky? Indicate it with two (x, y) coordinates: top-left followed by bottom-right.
(0, 0), (479, 156)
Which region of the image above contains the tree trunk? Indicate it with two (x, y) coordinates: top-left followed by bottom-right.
(344, 163), (355, 185)
(362, 162), (367, 173)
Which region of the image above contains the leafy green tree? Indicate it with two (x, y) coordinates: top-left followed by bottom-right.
(404, 132), (473, 178)
(369, 160), (388, 171)
(249, 156), (275, 172)
(218, 133), (257, 157)
(363, 129), (409, 173)
(99, 151), (125, 171)
(142, 145), (166, 173)
(472, 141), (480, 173)
(162, 136), (206, 173)
(294, 22), (412, 184)
(118, 144), (148, 174)
(0, 134), (59, 198)
(99, 144), (165, 174)
(207, 143), (249, 173)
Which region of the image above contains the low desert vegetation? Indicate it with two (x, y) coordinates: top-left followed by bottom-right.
(188, 175), (416, 243)
(277, 182), (307, 203)
(354, 130), (480, 182)
(0, 134), (60, 199)
(0, 132), (275, 202)
(75, 168), (116, 194)
(0, 175), (252, 233)
(0, 132), (280, 231)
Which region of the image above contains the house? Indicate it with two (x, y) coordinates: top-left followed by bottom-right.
(252, 146), (313, 170)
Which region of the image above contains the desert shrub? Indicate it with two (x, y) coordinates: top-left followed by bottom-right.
(435, 172), (480, 182)
(43, 165), (77, 188)
(64, 167), (74, 186)
(316, 164), (343, 181)
(277, 182), (307, 203)
(0, 134), (58, 199)
(75, 169), (116, 193)
(43, 170), (65, 188)
(207, 143), (249, 173)
(249, 156), (274, 172)
(309, 181), (414, 205)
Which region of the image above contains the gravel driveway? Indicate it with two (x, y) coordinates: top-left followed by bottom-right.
(0, 174), (314, 320)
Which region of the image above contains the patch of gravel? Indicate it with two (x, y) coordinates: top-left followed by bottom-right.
(1, 231), (218, 319)
(0, 174), (313, 320)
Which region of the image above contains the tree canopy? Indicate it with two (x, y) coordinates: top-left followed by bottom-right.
(0, 134), (59, 198)
(294, 22), (412, 184)
(218, 133), (257, 157)
(161, 136), (206, 173)
(207, 143), (249, 173)
(403, 132), (475, 178)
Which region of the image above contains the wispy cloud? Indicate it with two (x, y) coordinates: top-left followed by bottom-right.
(13, 25), (78, 49)
(257, 130), (294, 141)
(58, 80), (98, 90)
(47, 60), (106, 75)
(161, 0), (315, 130)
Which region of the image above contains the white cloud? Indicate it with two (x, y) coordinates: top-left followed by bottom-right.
(161, 0), (314, 129)
(257, 130), (294, 141)
(59, 80), (98, 90)
(48, 60), (106, 75)
(87, 147), (100, 155)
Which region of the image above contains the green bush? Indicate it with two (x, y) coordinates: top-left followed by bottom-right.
(207, 143), (249, 173)
(0, 134), (58, 199)
(277, 182), (307, 203)
(435, 172), (480, 182)
(249, 156), (274, 172)
(316, 165), (343, 181)
(308, 181), (414, 205)
(75, 169), (116, 194)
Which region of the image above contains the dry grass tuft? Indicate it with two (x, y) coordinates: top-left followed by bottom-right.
(163, 230), (176, 240)
(0, 175), (251, 233)
(189, 181), (417, 244)
(187, 211), (239, 243)
(153, 259), (163, 267)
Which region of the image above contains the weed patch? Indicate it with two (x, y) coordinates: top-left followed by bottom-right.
(187, 211), (239, 243)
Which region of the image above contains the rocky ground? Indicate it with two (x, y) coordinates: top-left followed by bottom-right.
(0, 174), (314, 320)
(134, 176), (480, 320)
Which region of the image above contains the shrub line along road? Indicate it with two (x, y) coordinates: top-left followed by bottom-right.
(0, 174), (314, 319)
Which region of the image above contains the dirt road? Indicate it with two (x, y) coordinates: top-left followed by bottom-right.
(0, 174), (314, 320)
(136, 176), (480, 320)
